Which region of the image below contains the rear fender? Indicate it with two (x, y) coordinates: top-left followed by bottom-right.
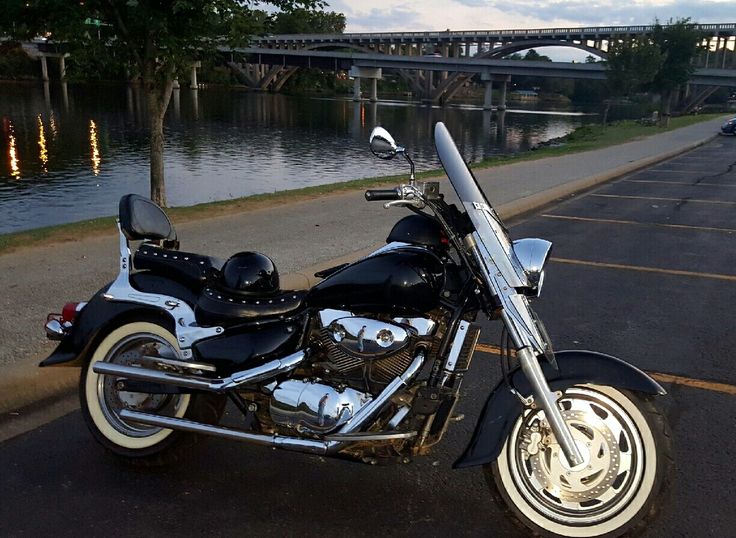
(453, 350), (665, 469)
(39, 274), (197, 368)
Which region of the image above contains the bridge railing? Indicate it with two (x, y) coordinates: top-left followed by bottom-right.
(251, 23), (736, 42)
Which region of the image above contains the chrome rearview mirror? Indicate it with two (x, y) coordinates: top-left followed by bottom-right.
(369, 126), (416, 183)
(369, 126), (400, 160)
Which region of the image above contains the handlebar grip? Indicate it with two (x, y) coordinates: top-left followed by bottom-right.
(365, 188), (401, 201)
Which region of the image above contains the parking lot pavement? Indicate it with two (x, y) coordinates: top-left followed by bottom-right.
(1, 137), (735, 537)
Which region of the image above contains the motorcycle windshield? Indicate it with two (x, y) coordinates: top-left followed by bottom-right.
(434, 121), (528, 289)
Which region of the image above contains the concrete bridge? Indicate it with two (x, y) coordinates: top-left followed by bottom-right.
(21, 23), (736, 110)
(227, 44), (736, 109)
(251, 23), (736, 66)
(230, 23), (736, 108)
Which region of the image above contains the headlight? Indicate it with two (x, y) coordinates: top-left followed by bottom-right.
(512, 238), (553, 297)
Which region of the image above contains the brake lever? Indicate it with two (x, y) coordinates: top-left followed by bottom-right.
(383, 199), (426, 209)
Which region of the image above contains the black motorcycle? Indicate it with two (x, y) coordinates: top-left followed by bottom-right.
(42, 122), (672, 537)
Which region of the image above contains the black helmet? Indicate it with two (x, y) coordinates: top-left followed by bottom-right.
(220, 252), (279, 295)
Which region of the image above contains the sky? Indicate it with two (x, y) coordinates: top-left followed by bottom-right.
(327, 0), (736, 33)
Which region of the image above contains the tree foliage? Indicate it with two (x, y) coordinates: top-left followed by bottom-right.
(606, 38), (663, 97)
(269, 8), (345, 34)
(605, 18), (703, 124)
(3, 0), (330, 205)
(648, 18), (703, 94)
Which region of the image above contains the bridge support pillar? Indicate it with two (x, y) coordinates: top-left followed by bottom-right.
(483, 80), (493, 110)
(172, 78), (180, 90)
(350, 66), (382, 102)
(190, 61), (201, 89)
(58, 55), (66, 81)
(40, 55), (49, 82)
(494, 74), (511, 111)
(481, 71), (494, 110)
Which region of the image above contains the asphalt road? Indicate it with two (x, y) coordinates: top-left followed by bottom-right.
(2, 136), (736, 537)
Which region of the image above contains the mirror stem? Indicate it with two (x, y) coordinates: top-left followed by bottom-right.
(404, 152), (415, 184)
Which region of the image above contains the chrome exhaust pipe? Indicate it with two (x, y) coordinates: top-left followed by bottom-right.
(116, 351), (426, 457)
(93, 350), (307, 393)
(119, 409), (332, 454)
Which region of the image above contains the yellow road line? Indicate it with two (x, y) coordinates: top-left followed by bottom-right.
(649, 169), (714, 173)
(474, 344), (736, 395)
(623, 179), (736, 188)
(591, 194), (736, 205)
(540, 214), (736, 234)
(549, 257), (736, 282)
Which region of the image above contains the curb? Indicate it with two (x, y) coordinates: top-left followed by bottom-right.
(0, 132), (717, 420)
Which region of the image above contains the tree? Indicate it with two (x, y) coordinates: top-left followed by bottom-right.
(269, 8), (345, 34)
(604, 19), (702, 127)
(7, 0), (324, 206)
(647, 18), (703, 125)
(606, 38), (663, 98)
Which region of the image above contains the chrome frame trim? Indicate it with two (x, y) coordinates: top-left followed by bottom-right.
(333, 351), (425, 438)
(324, 431), (416, 442)
(103, 224), (223, 351)
(444, 320), (470, 373)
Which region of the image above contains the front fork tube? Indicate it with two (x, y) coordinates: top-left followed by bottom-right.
(502, 307), (584, 467)
(515, 346), (584, 466)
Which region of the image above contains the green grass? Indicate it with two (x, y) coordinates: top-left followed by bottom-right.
(0, 113), (726, 256)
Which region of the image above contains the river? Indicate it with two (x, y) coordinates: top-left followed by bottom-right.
(0, 82), (599, 234)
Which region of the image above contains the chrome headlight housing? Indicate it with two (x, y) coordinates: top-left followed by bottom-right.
(512, 238), (553, 297)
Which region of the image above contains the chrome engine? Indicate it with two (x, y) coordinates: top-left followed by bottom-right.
(267, 310), (437, 435)
(315, 309), (435, 386)
(269, 379), (372, 434)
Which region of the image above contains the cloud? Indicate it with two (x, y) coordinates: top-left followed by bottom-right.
(331, 0), (736, 33)
(478, 0), (736, 26)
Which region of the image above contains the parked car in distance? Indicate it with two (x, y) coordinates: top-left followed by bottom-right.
(721, 117), (736, 135)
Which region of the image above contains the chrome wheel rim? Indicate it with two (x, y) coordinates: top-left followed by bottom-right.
(96, 333), (189, 438)
(507, 387), (645, 526)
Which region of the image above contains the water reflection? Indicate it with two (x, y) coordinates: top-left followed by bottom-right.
(89, 119), (100, 176)
(37, 115), (48, 172)
(6, 120), (20, 179)
(0, 82), (601, 233)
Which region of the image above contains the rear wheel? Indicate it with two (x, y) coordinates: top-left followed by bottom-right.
(80, 321), (224, 466)
(486, 385), (673, 537)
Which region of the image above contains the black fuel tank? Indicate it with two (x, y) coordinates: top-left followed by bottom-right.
(307, 247), (445, 315)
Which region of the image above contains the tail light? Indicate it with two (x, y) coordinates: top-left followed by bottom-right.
(61, 302), (87, 323)
(45, 302), (87, 340)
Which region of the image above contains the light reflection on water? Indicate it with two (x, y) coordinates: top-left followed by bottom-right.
(0, 82), (600, 234)
(38, 115), (48, 172)
(7, 120), (20, 179)
(89, 119), (100, 176)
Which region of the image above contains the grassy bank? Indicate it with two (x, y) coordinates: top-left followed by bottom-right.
(0, 113), (725, 255)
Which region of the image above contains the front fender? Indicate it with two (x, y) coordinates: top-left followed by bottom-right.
(39, 274), (197, 368)
(453, 350), (665, 469)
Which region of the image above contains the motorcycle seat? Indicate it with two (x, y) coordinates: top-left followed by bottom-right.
(195, 286), (307, 324)
(133, 244), (223, 290)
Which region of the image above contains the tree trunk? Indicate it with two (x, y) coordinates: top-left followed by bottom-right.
(146, 78), (174, 206)
(659, 90), (672, 128)
(602, 99), (611, 127)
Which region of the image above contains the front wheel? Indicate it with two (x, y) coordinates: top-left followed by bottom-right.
(80, 321), (225, 466)
(486, 384), (673, 538)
